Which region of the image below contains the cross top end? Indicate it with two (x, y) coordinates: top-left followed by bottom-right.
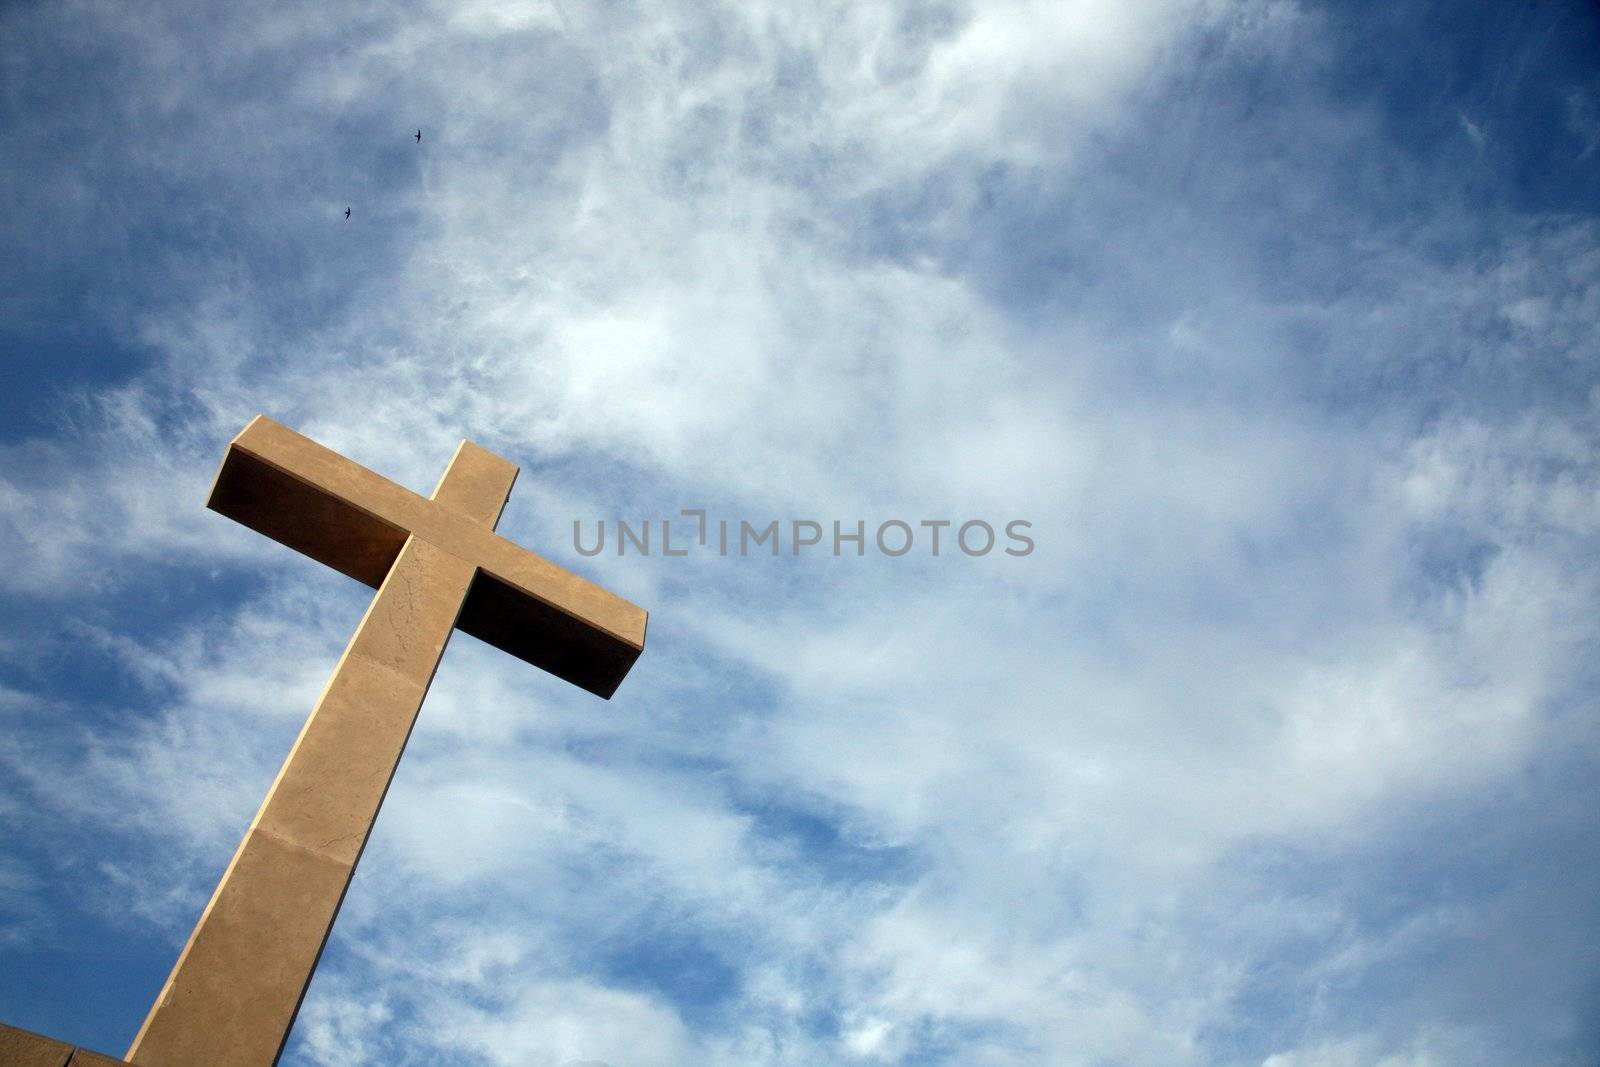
(205, 415), (647, 698)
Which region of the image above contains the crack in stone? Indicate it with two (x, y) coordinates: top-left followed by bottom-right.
(315, 831), (364, 855)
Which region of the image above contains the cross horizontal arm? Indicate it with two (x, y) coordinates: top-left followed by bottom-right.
(205, 416), (646, 698)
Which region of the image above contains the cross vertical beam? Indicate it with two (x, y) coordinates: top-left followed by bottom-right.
(125, 419), (646, 1067)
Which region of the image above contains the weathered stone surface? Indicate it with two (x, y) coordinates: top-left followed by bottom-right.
(0, 1022), (73, 1067)
(254, 538), (475, 867)
(0, 1024), (132, 1067)
(129, 537), (473, 1064)
(429, 439), (519, 527)
(127, 829), (350, 1066)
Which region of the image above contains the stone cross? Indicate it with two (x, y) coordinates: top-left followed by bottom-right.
(127, 416), (647, 1067)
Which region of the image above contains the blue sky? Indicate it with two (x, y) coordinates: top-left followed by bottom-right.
(2, 1), (1598, 1064)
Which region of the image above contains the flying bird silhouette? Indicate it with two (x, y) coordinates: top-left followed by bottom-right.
(344, 207), (351, 219)
(415, 129), (422, 143)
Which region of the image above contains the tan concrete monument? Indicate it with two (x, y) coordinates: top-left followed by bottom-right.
(122, 415), (647, 1066)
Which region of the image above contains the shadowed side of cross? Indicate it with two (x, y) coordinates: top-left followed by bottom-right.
(126, 416), (647, 1067)
(207, 414), (645, 697)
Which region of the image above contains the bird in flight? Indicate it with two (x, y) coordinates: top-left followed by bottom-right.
(415, 129), (422, 143)
(344, 207), (351, 219)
